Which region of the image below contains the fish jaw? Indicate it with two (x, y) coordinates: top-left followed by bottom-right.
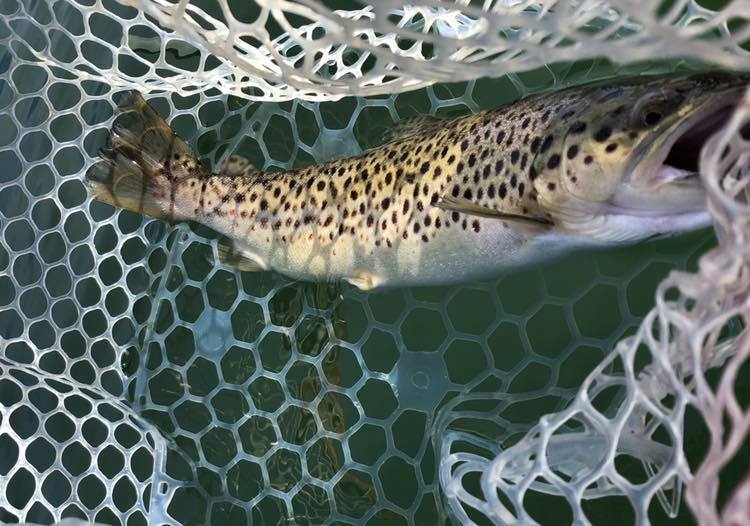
(535, 73), (748, 244)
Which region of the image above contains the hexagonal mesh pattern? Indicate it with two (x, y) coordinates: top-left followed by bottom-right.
(1, 1), (749, 525)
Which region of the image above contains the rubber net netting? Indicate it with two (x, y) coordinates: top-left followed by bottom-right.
(0, 1), (749, 525)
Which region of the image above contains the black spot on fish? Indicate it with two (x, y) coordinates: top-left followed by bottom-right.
(606, 143), (618, 153)
(547, 154), (561, 170)
(567, 145), (578, 159)
(511, 150), (520, 164)
(594, 127), (612, 142)
(530, 137), (541, 153)
(540, 136), (553, 153)
(569, 121), (587, 134)
(584, 155), (594, 165)
(499, 183), (507, 199)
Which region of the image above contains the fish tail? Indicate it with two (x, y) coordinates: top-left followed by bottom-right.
(85, 91), (205, 220)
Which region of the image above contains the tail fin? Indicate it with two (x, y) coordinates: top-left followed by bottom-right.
(85, 91), (204, 220)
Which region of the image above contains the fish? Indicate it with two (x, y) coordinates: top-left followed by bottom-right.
(85, 72), (748, 290)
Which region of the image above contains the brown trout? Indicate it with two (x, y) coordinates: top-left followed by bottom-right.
(86, 72), (747, 289)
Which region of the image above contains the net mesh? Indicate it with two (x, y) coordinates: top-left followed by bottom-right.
(0, 0), (748, 525)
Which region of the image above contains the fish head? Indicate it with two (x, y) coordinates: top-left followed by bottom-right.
(533, 72), (748, 243)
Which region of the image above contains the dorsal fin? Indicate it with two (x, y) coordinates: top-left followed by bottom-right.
(382, 115), (445, 144)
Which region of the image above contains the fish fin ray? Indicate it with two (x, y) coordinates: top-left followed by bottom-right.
(217, 238), (267, 272)
(85, 90), (207, 220)
(344, 272), (377, 290)
(435, 195), (554, 235)
(218, 154), (261, 178)
(383, 116), (445, 143)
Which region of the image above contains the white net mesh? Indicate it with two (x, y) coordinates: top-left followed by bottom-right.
(0, 0), (749, 525)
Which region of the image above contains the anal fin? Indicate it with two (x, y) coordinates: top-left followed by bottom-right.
(218, 154), (260, 178)
(217, 238), (266, 272)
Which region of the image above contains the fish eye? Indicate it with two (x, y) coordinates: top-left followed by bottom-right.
(643, 110), (663, 126)
(631, 96), (674, 129)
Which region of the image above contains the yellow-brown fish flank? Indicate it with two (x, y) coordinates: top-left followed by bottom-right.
(172, 100), (573, 254)
(87, 72), (749, 288)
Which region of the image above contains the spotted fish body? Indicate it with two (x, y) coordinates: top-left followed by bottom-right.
(87, 73), (748, 289)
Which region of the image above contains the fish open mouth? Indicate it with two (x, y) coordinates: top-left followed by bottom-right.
(660, 103), (750, 178)
(615, 93), (746, 216)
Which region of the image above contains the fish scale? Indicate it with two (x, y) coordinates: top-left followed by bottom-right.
(86, 72), (748, 289)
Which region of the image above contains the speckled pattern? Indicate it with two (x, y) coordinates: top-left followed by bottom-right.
(86, 72), (748, 288)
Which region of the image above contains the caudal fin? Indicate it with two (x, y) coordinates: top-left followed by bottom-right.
(85, 91), (204, 220)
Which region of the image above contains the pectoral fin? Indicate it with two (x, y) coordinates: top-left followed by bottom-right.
(435, 195), (553, 235)
(217, 238), (266, 272)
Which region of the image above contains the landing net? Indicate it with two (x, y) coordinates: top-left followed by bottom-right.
(0, 1), (748, 525)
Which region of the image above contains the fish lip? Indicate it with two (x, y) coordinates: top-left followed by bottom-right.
(630, 86), (747, 190)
